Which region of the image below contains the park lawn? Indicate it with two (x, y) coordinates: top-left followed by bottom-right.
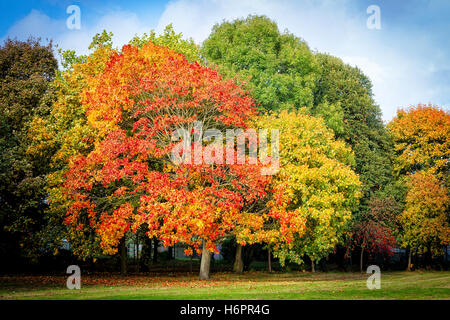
(0, 271), (449, 300)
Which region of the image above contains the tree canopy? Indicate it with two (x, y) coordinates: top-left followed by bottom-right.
(0, 38), (58, 264)
(202, 15), (317, 112)
(1, 16), (448, 275)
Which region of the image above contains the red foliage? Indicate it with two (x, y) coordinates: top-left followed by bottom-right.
(62, 42), (272, 255)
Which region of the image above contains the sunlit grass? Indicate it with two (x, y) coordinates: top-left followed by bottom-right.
(1, 271), (449, 300)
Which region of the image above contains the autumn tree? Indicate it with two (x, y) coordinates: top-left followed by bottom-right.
(388, 105), (450, 268)
(27, 33), (116, 261)
(59, 38), (277, 280)
(388, 104), (449, 184)
(28, 27), (202, 273)
(254, 110), (362, 269)
(399, 172), (449, 267)
(351, 196), (400, 272)
(0, 38), (57, 268)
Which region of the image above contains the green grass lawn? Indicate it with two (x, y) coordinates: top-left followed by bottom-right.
(1, 271), (449, 300)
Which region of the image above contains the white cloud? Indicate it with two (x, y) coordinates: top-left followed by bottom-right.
(6, 9), (66, 41)
(156, 0), (285, 42)
(2, 8), (155, 59)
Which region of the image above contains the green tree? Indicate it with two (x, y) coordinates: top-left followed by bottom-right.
(313, 53), (395, 268)
(130, 24), (201, 62)
(0, 38), (58, 267)
(313, 53), (393, 198)
(202, 15), (317, 112)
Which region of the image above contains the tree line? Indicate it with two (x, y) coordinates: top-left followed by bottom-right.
(0, 16), (448, 278)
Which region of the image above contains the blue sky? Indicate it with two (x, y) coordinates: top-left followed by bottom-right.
(1, 0), (449, 121)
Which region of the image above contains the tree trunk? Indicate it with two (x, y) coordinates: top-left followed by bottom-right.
(189, 255), (193, 275)
(152, 238), (158, 264)
(407, 249), (412, 271)
(168, 246), (173, 260)
(360, 247), (364, 273)
(349, 249), (352, 272)
(233, 244), (244, 273)
(140, 237), (152, 271)
(199, 240), (211, 280)
(425, 247), (432, 270)
(120, 237), (127, 275)
(311, 259), (315, 272)
(267, 247), (272, 273)
(445, 246), (448, 265)
(243, 245), (255, 271)
(135, 234), (139, 273)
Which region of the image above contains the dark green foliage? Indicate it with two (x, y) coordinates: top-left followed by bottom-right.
(313, 53), (393, 199)
(0, 38), (58, 267)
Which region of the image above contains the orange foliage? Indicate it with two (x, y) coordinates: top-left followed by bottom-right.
(62, 42), (277, 256)
(388, 104), (449, 178)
